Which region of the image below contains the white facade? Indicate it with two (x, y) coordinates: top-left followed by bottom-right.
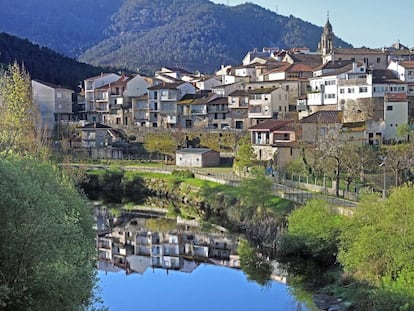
(211, 81), (244, 97)
(234, 66), (256, 80)
(384, 100), (408, 141)
(84, 73), (120, 121)
(308, 75), (338, 106)
(195, 76), (222, 91)
(387, 60), (414, 95)
(32, 80), (73, 131)
(248, 88), (288, 120)
(124, 74), (150, 97)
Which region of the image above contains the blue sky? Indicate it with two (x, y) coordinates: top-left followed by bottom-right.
(211, 0), (414, 49)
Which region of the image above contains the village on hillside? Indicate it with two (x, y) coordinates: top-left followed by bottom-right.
(32, 18), (414, 177)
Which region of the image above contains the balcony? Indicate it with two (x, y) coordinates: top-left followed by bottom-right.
(248, 105), (272, 118)
(337, 78), (368, 86)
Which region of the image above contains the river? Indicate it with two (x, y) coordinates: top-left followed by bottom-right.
(93, 204), (314, 311)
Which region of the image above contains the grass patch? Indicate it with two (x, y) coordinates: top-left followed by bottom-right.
(269, 196), (295, 213)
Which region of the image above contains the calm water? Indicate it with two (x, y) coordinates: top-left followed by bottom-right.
(94, 205), (311, 311)
(96, 265), (308, 311)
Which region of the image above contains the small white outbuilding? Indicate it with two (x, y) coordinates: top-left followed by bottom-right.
(176, 148), (220, 167)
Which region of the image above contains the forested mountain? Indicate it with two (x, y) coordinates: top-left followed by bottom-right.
(0, 0), (352, 74)
(0, 33), (106, 90)
(80, 0), (352, 73)
(0, 0), (121, 57)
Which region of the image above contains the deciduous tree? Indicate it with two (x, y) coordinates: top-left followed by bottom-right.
(0, 62), (41, 157)
(0, 157), (96, 310)
(339, 185), (414, 298)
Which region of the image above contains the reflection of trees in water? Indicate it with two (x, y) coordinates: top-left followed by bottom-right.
(238, 239), (273, 287)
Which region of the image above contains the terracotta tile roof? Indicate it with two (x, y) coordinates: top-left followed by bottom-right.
(288, 53), (322, 65)
(399, 61), (414, 69)
(148, 82), (185, 90)
(313, 60), (353, 71)
(300, 110), (343, 123)
(248, 119), (294, 131)
(385, 92), (408, 102)
(248, 87), (279, 94)
(335, 48), (385, 55)
(207, 97), (228, 105)
(228, 90), (249, 97)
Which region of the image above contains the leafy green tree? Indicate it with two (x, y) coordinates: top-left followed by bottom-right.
(339, 185), (414, 299)
(396, 123), (412, 142)
(144, 131), (177, 162)
(233, 135), (256, 175)
(287, 157), (308, 177)
(0, 157), (96, 310)
(282, 199), (347, 264)
(0, 62), (42, 158)
(238, 166), (273, 219)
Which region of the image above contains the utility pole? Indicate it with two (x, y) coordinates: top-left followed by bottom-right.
(380, 157), (387, 199)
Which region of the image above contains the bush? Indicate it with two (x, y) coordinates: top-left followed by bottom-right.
(171, 169), (194, 179)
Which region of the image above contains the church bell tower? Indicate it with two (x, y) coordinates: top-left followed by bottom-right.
(319, 14), (334, 56)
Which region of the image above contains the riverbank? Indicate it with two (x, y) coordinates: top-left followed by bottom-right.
(78, 166), (353, 311)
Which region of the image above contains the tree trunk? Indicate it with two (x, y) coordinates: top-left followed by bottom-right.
(335, 159), (340, 197)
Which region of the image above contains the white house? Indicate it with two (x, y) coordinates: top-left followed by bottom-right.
(211, 81), (244, 97)
(248, 87), (288, 123)
(147, 81), (196, 128)
(194, 76), (222, 91)
(124, 74), (151, 97)
(383, 93), (408, 142)
(83, 73), (121, 122)
(32, 79), (73, 131)
(387, 60), (414, 95)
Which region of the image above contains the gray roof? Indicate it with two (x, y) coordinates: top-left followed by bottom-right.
(82, 122), (111, 129)
(148, 82), (184, 90)
(300, 111), (343, 124)
(176, 148), (216, 154)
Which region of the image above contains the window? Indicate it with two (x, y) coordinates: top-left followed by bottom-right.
(57, 92), (62, 98)
(359, 87), (368, 93)
(339, 88), (345, 94)
(377, 57), (381, 63)
(386, 105), (393, 111)
(348, 88), (355, 93)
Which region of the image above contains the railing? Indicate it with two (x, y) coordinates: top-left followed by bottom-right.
(337, 78), (367, 86)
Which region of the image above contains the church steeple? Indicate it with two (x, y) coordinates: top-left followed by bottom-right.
(319, 13), (334, 56)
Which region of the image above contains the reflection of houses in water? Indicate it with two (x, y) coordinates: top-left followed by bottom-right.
(96, 218), (240, 275)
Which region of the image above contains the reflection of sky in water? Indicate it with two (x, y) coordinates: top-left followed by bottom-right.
(96, 264), (308, 311)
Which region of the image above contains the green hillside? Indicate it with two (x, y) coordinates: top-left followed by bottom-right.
(0, 32), (106, 90)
